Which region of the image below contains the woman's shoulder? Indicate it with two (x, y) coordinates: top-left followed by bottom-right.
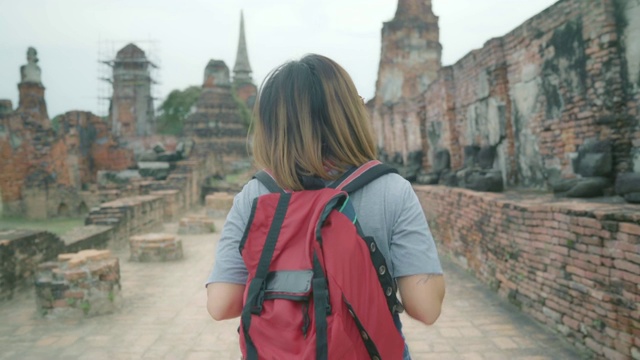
(230, 178), (272, 212)
(352, 172), (414, 213)
(239, 178), (272, 199)
(363, 172), (413, 195)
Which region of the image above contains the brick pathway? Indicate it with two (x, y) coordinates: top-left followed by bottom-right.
(0, 216), (588, 359)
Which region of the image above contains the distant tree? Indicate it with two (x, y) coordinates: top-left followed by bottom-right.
(156, 86), (202, 135)
(231, 89), (253, 131)
(51, 114), (63, 134)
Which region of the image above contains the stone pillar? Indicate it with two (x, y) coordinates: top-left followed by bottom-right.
(129, 233), (183, 262)
(178, 215), (216, 235)
(17, 47), (49, 125)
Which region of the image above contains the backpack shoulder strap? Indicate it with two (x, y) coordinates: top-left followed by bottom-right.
(253, 170), (286, 194)
(333, 161), (404, 315)
(331, 160), (398, 193)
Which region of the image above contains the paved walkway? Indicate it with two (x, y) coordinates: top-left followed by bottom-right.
(0, 215), (588, 359)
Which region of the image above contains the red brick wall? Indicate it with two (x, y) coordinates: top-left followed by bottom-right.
(0, 109), (134, 217)
(415, 185), (640, 359)
(377, 0), (639, 187)
(422, 67), (457, 170)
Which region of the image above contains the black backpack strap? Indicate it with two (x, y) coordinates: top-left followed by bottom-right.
(331, 160), (398, 193)
(241, 192), (292, 359)
(254, 170), (286, 194)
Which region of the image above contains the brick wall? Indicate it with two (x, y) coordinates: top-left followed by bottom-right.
(0, 230), (64, 301)
(61, 225), (115, 253)
(85, 195), (164, 246)
(415, 185), (640, 358)
(617, 0), (640, 173)
(377, 0), (640, 188)
(1, 193), (174, 302)
(0, 109), (134, 218)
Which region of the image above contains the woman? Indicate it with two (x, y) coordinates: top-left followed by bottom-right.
(206, 54), (445, 359)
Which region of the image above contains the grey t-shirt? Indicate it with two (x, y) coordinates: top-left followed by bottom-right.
(207, 173), (442, 285)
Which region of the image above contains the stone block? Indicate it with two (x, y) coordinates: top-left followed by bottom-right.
(206, 192), (235, 218)
(477, 146), (497, 169)
(153, 143), (166, 154)
(623, 192), (640, 204)
(551, 178), (579, 193)
(34, 249), (120, 318)
(440, 170), (458, 186)
(416, 172), (439, 185)
(433, 149), (451, 173)
(615, 173), (640, 195)
(129, 233), (183, 262)
(466, 171), (504, 193)
(463, 145), (480, 168)
(577, 153), (613, 178)
(178, 216), (216, 235)
(566, 177), (611, 198)
(156, 152), (182, 162)
(138, 162), (170, 180)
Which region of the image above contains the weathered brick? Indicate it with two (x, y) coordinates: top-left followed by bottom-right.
(620, 223), (640, 236)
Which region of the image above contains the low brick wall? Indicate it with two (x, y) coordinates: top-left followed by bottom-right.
(150, 190), (182, 221)
(85, 195), (164, 247)
(0, 230), (64, 301)
(61, 225), (115, 253)
(414, 185), (640, 359)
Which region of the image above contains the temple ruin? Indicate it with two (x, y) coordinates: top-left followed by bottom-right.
(373, 0), (640, 204)
(106, 44), (156, 138)
(370, 1), (640, 358)
(1, 11), (256, 302)
(371, 0), (442, 179)
(0, 48), (134, 219)
(184, 11), (257, 177)
(0, 3), (638, 359)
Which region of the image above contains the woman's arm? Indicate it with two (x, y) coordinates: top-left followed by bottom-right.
(206, 282), (245, 321)
(397, 273), (445, 325)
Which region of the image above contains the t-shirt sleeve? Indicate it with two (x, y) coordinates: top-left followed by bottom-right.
(205, 183), (256, 285)
(389, 181), (443, 277)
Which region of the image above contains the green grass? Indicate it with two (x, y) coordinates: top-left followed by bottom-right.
(0, 216), (84, 236)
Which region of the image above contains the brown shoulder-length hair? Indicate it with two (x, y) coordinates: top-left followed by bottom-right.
(250, 54), (377, 191)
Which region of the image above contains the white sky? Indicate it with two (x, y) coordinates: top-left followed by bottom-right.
(0, 0), (558, 117)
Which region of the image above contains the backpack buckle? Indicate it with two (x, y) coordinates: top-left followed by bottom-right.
(249, 278), (267, 315)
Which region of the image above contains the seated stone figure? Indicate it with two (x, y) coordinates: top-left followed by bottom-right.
(20, 47), (42, 84)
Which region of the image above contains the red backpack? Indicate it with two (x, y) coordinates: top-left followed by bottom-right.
(239, 160), (405, 360)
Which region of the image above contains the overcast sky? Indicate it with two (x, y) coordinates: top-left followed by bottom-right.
(0, 0), (558, 117)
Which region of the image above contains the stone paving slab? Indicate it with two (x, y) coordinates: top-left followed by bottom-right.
(0, 217), (588, 359)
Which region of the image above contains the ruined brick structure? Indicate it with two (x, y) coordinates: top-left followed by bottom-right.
(371, 0), (442, 179)
(108, 44), (156, 138)
(379, 0), (640, 358)
(375, 0), (640, 196)
(184, 60), (251, 176)
(0, 49), (134, 219)
(180, 12), (255, 178)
